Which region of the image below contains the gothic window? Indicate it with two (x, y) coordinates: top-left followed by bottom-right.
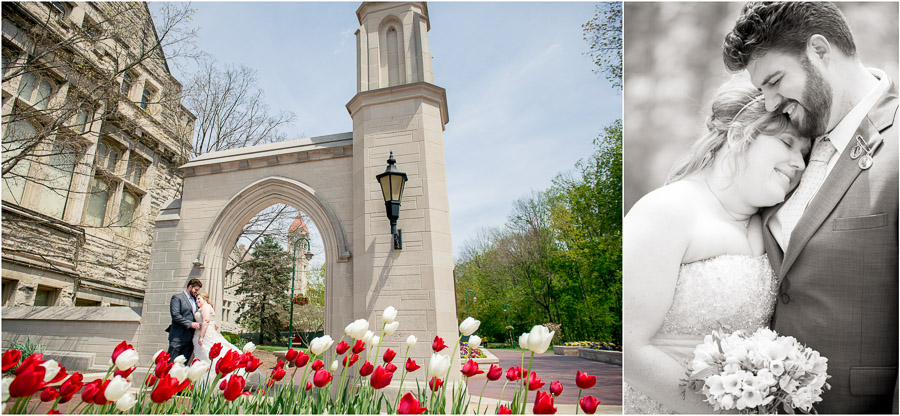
(121, 72), (133, 97)
(387, 26), (400, 86)
(84, 176), (111, 227)
(114, 190), (139, 236)
(140, 85), (155, 111)
(1, 279), (16, 307)
(16, 72), (36, 100)
(36, 140), (78, 219)
(82, 16), (100, 38)
(16, 72), (55, 110)
(1, 119), (37, 205)
(125, 158), (145, 186)
(95, 139), (120, 173)
(74, 104), (93, 134)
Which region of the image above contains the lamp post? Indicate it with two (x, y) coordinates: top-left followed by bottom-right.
(376, 151), (408, 250)
(503, 304), (512, 347)
(288, 236), (313, 349)
(465, 289), (477, 318)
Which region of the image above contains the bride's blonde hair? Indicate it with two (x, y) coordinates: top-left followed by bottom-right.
(198, 292), (213, 309)
(666, 79), (799, 183)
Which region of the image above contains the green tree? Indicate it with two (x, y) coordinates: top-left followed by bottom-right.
(235, 235), (291, 345)
(583, 2), (623, 90)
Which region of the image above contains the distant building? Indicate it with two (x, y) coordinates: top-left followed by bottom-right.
(1, 2), (195, 308)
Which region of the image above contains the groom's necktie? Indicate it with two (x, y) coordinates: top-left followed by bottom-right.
(780, 137), (836, 247)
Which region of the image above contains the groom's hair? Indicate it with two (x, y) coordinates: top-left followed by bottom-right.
(723, 2), (856, 71)
(186, 278), (202, 289)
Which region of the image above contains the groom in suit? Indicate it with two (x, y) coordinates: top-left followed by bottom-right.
(167, 278), (202, 363)
(723, 2), (898, 413)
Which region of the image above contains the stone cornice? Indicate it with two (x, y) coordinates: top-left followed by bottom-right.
(346, 81), (449, 128)
(356, 2), (429, 30)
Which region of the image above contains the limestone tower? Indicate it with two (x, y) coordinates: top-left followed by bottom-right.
(346, 2), (457, 368)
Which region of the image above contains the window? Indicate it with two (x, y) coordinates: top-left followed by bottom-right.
(2, 120), (36, 204)
(74, 105), (93, 134)
(84, 176), (110, 227)
(16, 72), (35, 100)
(16, 72), (54, 109)
(82, 17), (99, 38)
(33, 286), (58, 306)
(2, 280), (17, 307)
(125, 159), (145, 186)
(121, 73), (133, 97)
(114, 190), (138, 236)
(50, 2), (68, 19)
(36, 140), (77, 219)
(95, 140), (120, 173)
(2, 54), (10, 77)
(75, 298), (101, 306)
(140, 86), (154, 110)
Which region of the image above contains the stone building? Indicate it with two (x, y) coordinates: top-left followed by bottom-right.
(1, 2), (194, 309)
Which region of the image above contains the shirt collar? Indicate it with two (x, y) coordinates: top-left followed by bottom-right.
(823, 68), (890, 153)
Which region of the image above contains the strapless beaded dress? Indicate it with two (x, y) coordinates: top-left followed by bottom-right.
(624, 254), (778, 414)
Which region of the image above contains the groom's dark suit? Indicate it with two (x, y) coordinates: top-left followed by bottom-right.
(167, 291), (197, 362)
(763, 79), (898, 413)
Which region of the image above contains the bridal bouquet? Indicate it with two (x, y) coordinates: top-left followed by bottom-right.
(681, 327), (830, 414)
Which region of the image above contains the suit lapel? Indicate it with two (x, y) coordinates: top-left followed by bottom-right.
(761, 205), (784, 278)
(779, 83), (898, 278)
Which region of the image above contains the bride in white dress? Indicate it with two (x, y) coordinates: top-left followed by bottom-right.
(193, 292), (259, 386)
(623, 81), (811, 413)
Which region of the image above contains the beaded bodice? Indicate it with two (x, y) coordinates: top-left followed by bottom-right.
(624, 254), (778, 414)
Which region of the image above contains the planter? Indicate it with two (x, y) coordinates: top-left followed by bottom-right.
(471, 348), (499, 365)
(578, 348), (622, 366)
(552, 345), (581, 357)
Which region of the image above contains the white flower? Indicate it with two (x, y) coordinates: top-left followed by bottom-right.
(104, 375), (132, 402)
(152, 349), (165, 362)
(406, 335), (417, 349)
(169, 362), (189, 383)
(756, 368), (776, 387)
(428, 353), (451, 376)
(114, 349), (139, 371)
(173, 355), (187, 365)
(115, 392), (137, 412)
(2, 377), (12, 404)
(330, 360), (339, 372)
(458, 317), (481, 336)
(720, 393), (736, 410)
(310, 335), (334, 355)
(187, 360), (210, 382)
(518, 333), (529, 350)
(242, 342), (256, 354)
(345, 319), (369, 340)
(523, 325), (555, 354)
(363, 330), (375, 345)
(40, 360), (62, 383)
(769, 359), (785, 376)
(705, 374), (725, 397)
(721, 372), (743, 396)
(468, 335), (482, 350)
(382, 306), (398, 324)
(370, 335), (380, 347)
(383, 321), (400, 335)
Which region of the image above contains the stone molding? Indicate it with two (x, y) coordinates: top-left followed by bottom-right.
(346, 82), (449, 128)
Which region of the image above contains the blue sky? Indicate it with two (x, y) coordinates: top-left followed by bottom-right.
(154, 2), (620, 262)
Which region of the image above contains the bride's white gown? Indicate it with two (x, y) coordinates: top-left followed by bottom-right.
(192, 304), (261, 386)
(623, 254), (778, 413)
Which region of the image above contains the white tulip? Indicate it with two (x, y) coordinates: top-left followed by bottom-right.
(242, 342), (256, 354)
(310, 335), (334, 355)
(40, 360), (61, 383)
(383, 321), (400, 335)
(173, 355), (187, 365)
(105, 376), (132, 402)
(330, 360), (339, 372)
(459, 317), (481, 336)
(524, 325), (555, 354)
(519, 333), (529, 350)
(362, 330), (375, 345)
(2, 376), (12, 404)
(468, 335), (482, 350)
(187, 360), (210, 382)
(370, 335), (380, 347)
(152, 349), (165, 362)
(382, 306), (398, 324)
(115, 349), (139, 371)
(115, 392), (137, 412)
(406, 335), (417, 349)
(345, 319), (369, 340)
(169, 362), (189, 383)
(428, 353), (451, 377)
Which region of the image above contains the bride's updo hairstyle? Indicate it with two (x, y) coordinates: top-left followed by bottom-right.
(198, 292), (213, 309)
(666, 80), (796, 183)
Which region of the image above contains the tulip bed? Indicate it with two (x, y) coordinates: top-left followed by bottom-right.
(563, 341), (622, 352)
(2, 308), (602, 414)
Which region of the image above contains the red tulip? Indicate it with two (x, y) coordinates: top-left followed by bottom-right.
(352, 340), (366, 354)
(432, 336), (448, 352)
(81, 379), (102, 404)
(428, 376), (444, 392)
(579, 395), (601, 414)
(550, 380), (563, 396)
(145, 374), (157, 387)
(209, 343), (223, 360)
(285, 348), (299, 363)
(245, 355), (262, 372)
(305, 381), (312, 391)
(220, 379), (227, 390)
(383, 348), (397, 363)
(150, 374), (190, 403)
(47, 410), (61, 414)
(533, 390), (557, 414)
(9, 358), (47, 398)
(397, 392), (428, 414)
(313, 368), (333, 388)
(110, 341), (134, 363)
(91, 378), (112, 405)
(359, 361), (375, 377)
(526, 371), (544, 391)
(343, 354), (359, 367)
(58, 373), (83, 403)
(497, 405), (513, 414)
(311, 359), (324, 371)
(270, 364), (287, 382)
(2, 349), (21, 372)
(237, 352), (251, 368)
(266, 379), (276, 388)
(506, 366), (521, 381)
(405, 358), (420, 373)
(154, 352), (173, 378)
(222, 375), (246, 401)
(215, 350), (241, 375)
(335, 340), (350, 355)
(114, 366), (136, 379)
(575, 370), (596, 390)
(461, 359), (484, 378)
(487, 364), (502, 381)
(370, 365), (393, 389)
(384, 362), (398, 373)
(294, 351), (310, 368)
(40, 387), (60, 402)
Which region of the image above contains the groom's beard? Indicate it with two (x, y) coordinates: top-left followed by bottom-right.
(788, 56), (833, 138)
